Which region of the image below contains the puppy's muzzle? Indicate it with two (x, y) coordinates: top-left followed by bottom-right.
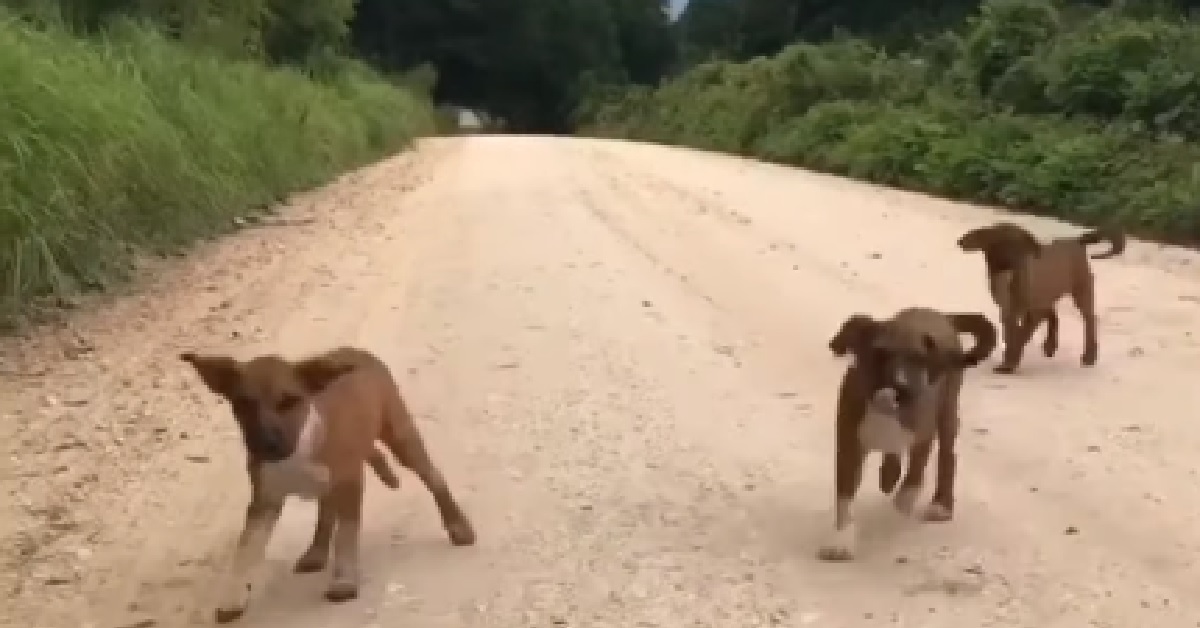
(883, 368), (922, 407)
(868, 387), (901, 414)
(249, 425), (290, 462)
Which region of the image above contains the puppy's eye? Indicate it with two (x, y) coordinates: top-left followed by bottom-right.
(277, 393), (302, 412)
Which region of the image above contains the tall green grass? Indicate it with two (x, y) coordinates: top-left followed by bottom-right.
(0, 13), (435, 319)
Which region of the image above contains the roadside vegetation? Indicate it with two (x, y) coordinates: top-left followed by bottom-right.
(0, 0), (681, 323)
(0, 5), (439, 321)
(12, 0), (1196, 322)
(578, 0), (1200, 243)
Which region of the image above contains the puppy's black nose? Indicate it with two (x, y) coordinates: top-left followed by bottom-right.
(257, 426), (290, 462)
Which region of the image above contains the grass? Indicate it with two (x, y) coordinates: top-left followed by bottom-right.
(0, 13), (436, 322)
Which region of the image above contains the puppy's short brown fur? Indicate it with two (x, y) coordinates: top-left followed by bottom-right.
(819, 307), (996, 561)
(182, 347), (476, 623)
(957, 221), (1125, 373)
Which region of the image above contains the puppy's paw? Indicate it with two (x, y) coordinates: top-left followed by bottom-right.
(993, 363), (1018, 375)
(1042, 340), (1058, 357)
(293, 550), (328, 574)
(446, 519), (477, 546)
(816, 524), (857, 562)
(215, 580), (252, 623)
(921, 503), (953, 523)
(324, 579), (359, 603)
(215, 607), (246, 624)
(893, 486), (919, 517)
(1080, 351), (1097, 367)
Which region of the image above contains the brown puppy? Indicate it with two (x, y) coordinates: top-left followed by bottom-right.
(819, 307), (996, 561)
(957, 221), (1125, 373)
(181, 347), (476, 623)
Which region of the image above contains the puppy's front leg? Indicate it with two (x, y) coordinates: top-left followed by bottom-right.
(924, 427), (958, 523)
(216, 497), (284, 623)
(995, 311), (1035, 374)
(295, 496), (336, 574)
(893, 440), (932, 516)
(325, 479), (365, 603)
(818, 439), (865, 562)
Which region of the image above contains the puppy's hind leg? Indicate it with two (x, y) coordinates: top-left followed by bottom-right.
(1071, 279), (1099, 367)
(383, 398), (476, 546)
(879, 453), (901, 495)
(1042, 309), (1059, 358)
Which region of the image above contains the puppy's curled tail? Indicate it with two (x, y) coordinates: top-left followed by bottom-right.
(948, 313), (998, 367)
(1077, 227), (1126, 259)
(367, 448), (400, 489)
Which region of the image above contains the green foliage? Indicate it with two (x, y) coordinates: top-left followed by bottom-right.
(579, 0), (1200, 242)
(0, 12), (434, 317)
(962, 0), (1060, 97)
(2, 0), (356, 62)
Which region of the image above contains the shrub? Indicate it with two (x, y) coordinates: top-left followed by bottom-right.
(961, 0), (1061, 98)
(575, 0), (1200, 243)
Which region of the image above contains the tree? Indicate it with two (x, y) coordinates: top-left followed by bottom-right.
(348, 0), (676, 132)
(676, 0), (743, 64)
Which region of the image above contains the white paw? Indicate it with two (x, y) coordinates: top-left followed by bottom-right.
(816, 523), (857, 562)
(893, 486), (919, 516)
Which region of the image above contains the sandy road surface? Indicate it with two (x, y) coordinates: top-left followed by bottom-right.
(3, 135), (1200, 628)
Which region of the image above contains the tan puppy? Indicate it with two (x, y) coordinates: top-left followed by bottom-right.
(819, 307), (996, 562)
(957, 221), (1125, 373)
(181, 347), (476, 623)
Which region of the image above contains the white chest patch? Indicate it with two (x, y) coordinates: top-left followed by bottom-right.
(857, 389), (916, 454)
(258, 405), (332, 502)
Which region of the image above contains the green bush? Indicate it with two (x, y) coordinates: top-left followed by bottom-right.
(961, 0), (1061, 98)
(752, 101), (880, 173)
(576, 0), (1200, 243)
(0, 14), (434, 317)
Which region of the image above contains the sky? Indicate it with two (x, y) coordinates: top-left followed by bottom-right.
(669, 0), (690, 19)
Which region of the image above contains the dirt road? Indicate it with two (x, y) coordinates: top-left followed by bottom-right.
(3, 136), (1200, 628)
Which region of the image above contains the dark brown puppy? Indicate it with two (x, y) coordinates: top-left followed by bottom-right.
(181, 347), (476, 623)
(819, 307), (996, 562)
(957, 221), (1125, 373)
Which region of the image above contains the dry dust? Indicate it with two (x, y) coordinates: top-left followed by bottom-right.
(3, 135), (1200, 628)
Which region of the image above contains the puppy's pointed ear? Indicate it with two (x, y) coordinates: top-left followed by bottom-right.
(293, 357), (356, 394)
(829, 314), (878, 357)
(180, 352), (241, 396)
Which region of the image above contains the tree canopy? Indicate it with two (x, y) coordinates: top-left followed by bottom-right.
(349, 0), (678, 132)
(10, 0), (1200, 131)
